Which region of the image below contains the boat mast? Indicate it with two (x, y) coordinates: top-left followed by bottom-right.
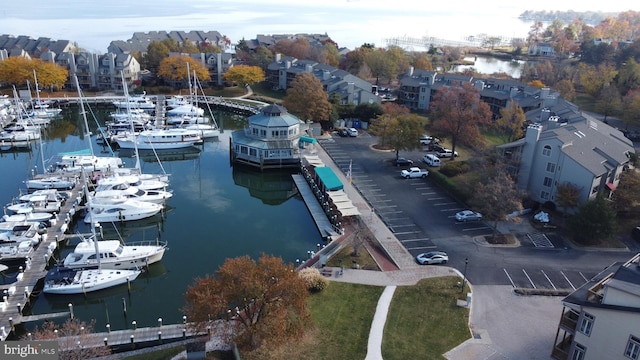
(73, 74), (95, 157)
(120, 71), (141, 171)
(82, 171), (101, 271)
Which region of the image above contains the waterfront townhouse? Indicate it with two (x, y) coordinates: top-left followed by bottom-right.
(396, 68), (473, 111)
(551, 253), (640, 360)
(497, 98), (634, 210)
(266, 54), (379, 106)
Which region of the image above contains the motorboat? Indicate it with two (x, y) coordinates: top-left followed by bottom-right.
(165, 95), (189, 109)
(63, 237), (167, 270)
(25, 176), (76, 190)
(94, 174), (168, 192)
(42, 266), (141, 295)
(83, 198), (163, 223)
(0, 222), (44, 245)
(92, 186), (173, 204)
(6, 194), (61, 214)
(112, 92), (155, 110)
(49, 154), (124, 174)
(166, 104), (205, 118)
(180, 123), (220, 139)
(19, 189), (69, 204)
(2, 211), (53, 224)
(114, 128), (202, 150)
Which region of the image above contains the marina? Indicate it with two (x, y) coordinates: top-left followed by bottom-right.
(0, 99), (326, 341)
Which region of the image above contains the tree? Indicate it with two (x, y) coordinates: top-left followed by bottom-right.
(182, 254), (309, 350)
(26, 318), (111, 360)
(468, 167), (524, 238)
(250, 45), (274, 71)
(352, 103), (383, 123)
(622, 90), (640, 129)
(569, 195), (618, 245)
(143, 41), (170, 72)
(369, 103), (410, 148)
(495, 101), (525, 142)
(577, 63), (618, 97)
(0, 57), (68, 89)
(222, 65), (265, 87)
(555, 182), (582, 214)
(157, 55), (210, 86)
(365, 49), (390, 84)
(616, 57), (640, 95)
(386, 114), (424, 159)
(554, 79), (576, 101)
(429, 83), (492, 158)
(283, 72), (332, 122)
(595, 85), (622, 122)
(612, 170), (640, 217)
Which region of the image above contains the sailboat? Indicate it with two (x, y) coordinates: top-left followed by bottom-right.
(172, 67), (220, 140)
(43, 176), (141, 295)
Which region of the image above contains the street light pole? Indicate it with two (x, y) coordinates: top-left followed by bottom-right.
(461, 258), (468, 293)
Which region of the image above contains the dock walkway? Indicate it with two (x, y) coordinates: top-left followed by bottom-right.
(0, 178), (84, 340)
(291, 174), (338, 239)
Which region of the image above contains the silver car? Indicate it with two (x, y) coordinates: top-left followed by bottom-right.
(416, 251), (449, 265)
(455, 210), (483, 222)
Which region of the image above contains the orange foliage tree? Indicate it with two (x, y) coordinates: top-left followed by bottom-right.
(25, 318), (111, 360)
(0, 57), (68, 89)
(429, 82), (492, 157)
(157, 55), (210, 87)
(182, 254), (309, 350)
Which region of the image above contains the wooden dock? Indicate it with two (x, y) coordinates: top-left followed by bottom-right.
(0, 180), (84, 341)
(291, 174), (340, 239)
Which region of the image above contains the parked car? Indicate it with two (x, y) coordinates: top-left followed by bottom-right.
(400, 167), (429, 179)
(436, 148), (458, 158)
(423, 154), (441, 167)
(393, 157), (414, 167)
(346, 128), (358, 137)
(419, 134), (439, 146)
(416, 251), (448, 265)
(430, 144), (446, 153)
(455, 210), (483, 222)
(337, 128), (348, 137)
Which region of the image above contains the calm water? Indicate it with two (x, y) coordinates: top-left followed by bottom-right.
(452, 56), (527, 78)
(2, 105), (323, 334)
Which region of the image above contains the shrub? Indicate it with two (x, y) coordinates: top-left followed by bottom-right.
(439, 160), (470, 177)
(299, 267), (329, 292)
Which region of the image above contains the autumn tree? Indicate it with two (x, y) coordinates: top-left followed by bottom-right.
(577, 63), (618, 97)
(612, 170), (640, 217)
(26, 318), (111, 360)
(495, 101), (525, 142)
(555, 182), (582, 214)
(616, 57), (640, 95)
(0, 57), (68, 89)
(386, 113), (424, 160)
(554, 79), (576, 101)
(622, 90), (640, 129)
(222, 65), (265, 87)
(569, 195), (618, 245)
(468, 166), (524, 239)
(369, 103), (410, 147)
(143, 41), (170, 72)
(429, 82), (491, 158)
(182, 254), (309, 350)
(283, 72), (332, 122)
(595, 85), (622, 122)
(157, 55), (210, 86)
(365, 49), (390, 84)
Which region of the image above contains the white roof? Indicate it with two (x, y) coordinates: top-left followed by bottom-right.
(303, 155), (325, 167)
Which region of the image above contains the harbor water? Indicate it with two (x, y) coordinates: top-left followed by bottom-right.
(1, 105), (324, 334)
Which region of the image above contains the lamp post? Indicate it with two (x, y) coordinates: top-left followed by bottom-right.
(461, 258), (468, 293)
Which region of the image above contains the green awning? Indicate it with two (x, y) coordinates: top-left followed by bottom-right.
(299, 136), (317, 144)
(315, 167), (343, 191)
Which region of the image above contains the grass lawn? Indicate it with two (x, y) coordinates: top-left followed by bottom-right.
(382, 277), (471, 360)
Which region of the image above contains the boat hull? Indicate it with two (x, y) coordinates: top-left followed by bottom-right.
(43, 267), (141, 295)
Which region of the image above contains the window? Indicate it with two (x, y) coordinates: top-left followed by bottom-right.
(626, 336), (640, 359)
(543, 145), (551, 156)
(546, 162), (556, 173)
(543, 177), (553, 187)
(540, 191), (550, 200)
(579, 313), (594, 336)
(572, 343), (586, 360)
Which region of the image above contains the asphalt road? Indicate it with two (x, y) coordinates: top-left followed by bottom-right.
(320, 131), (634, 291)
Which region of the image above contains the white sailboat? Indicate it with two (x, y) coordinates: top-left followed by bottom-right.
(43, 179), (141, 295)
(63, 235), (166, 270)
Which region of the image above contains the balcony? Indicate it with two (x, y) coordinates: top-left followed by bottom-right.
(558, 309), (579, 333)
(551, 336), (572, 360)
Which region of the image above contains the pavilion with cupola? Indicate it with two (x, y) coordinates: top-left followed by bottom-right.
(230, 104), (314, 170)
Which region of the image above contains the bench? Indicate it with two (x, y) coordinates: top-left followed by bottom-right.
(321, 268), (333, 277)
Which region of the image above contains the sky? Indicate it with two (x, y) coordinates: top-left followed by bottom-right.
(0, 0), (636, 52)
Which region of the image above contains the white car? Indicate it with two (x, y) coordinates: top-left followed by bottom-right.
(455, 210), (483, 222)
(346, 128), (358, 137)
(400, 167), (429, 179)
(416, 251), (448, 265)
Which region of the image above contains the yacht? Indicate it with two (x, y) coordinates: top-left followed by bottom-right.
(92, 186), (173, 204)
(95, 174), (168, 192)
(63, 237), (167, 270)
(25, 176), (76, 190)
(42, 266), (141, 295)
(83, 198), (163, 223)
(6, 193), (62, 214)
(112, 92), (155, 110)
(114, 128), (202, 150)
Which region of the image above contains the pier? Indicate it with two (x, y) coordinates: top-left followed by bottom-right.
(0, 176), (84, 341)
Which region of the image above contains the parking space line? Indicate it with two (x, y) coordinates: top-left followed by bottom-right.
(541, 270), (556, 290)
(503, 269), (516, 288)
(378, 210), (403, 215)
(461, 226), (491, 231)
(393, 231), (422, 235)
(387, 224), (418, 228)
(415, 187), (431, 190)
(579, 272), (589, 282)
(561, 271), (576, 290)
(406, 245), (437, 251)
(522, 269), (536, 288)
(441, 208), (464, 212)
(371, 204), (396, 209)
(433, 202), (458, 206)
(401, 238), (430, 243)
(427, 197), (446, 200)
